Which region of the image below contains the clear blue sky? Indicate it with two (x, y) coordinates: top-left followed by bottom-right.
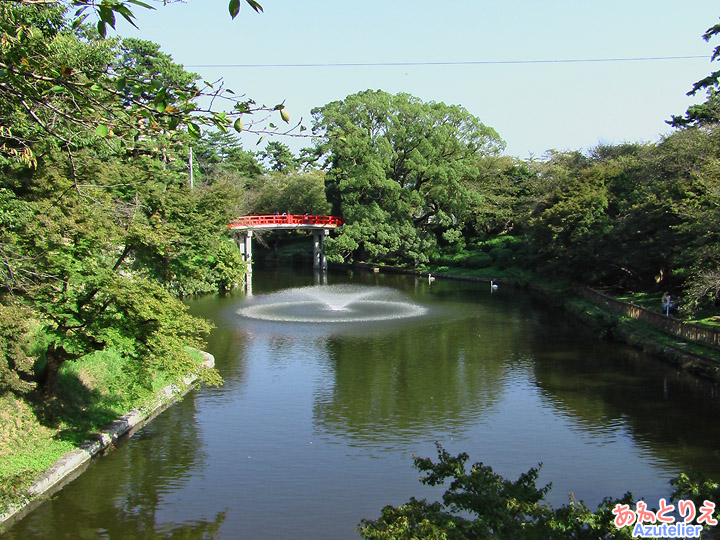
(119, 1), (720, 159)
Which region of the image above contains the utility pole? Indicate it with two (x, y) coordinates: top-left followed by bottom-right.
(189, 146), (194, 189)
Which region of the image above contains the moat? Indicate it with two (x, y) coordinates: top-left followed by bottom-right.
(4, 267), (720, 539)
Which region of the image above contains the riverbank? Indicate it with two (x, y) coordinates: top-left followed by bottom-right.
(0, 351), (215, 530)
(347, 261), (720, 386)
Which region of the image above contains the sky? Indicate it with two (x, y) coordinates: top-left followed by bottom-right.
(118, 1), (720, 159)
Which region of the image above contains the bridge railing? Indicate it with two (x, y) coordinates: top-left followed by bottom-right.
(228, 214), (345, 228)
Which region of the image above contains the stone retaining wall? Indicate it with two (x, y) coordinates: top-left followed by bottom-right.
(0, 352), (215, 527)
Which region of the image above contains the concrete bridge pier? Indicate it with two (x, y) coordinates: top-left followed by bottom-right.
(238, 230), (253, 272)
(313, 229), (329, 270)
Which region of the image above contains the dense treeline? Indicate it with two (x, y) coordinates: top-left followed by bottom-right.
(3, 3), (719, 398)
(307, 90), (720, 316)
(0, 5), (252, 396)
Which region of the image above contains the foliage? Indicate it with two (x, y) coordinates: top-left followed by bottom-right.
(312, 90), (504, 265)
(359, 444), (636, 540)
(669, 18), (720, 128)
(130, 181), (247, 296)
(249, 169), (330, 215)
(261, 141), (300, 173)
(192, 130), (264, 181)
(0, 0), (300, 171)
(0, 6), (252, 396)
(0, 301), (36, 394)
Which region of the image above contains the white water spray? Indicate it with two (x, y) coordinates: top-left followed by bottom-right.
(238, 284), (427, 323)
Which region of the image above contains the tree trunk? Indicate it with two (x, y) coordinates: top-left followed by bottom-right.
(39, 342), (63, 396)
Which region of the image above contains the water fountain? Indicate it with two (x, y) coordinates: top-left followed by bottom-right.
(238, 284), (427, 323)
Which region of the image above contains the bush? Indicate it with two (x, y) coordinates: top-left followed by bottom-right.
(465, 252), (493, 268)
(489, 247), (514, 268)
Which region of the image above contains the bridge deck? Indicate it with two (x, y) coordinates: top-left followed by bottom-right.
(228, 214), (344, 231)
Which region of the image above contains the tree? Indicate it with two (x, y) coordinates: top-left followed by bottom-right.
(312, 90), (504, 265)
(359, 444), (635, 540)
(249, 169), (330, 215)
(261, 141), (300, 173)
(0, 0), (301, 171)
(192, 131), (264, 181)
(10, 0), (264, 39)
(0, 8), (253, 395)
(359, 444), (720, 540)
(528, 160), (613, 280)
(668, 19), (720, 128)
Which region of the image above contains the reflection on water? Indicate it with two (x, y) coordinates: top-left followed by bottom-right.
(3, 267), (720, 540)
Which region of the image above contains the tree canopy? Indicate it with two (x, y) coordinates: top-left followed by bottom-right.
(669, 18), (720, 128)
(312, 90), (505, 265)
(0, 3), (260, 395)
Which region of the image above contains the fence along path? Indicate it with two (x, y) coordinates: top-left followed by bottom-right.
(575, 285), (720, 350)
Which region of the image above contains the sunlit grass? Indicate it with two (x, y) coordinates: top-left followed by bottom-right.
(0, 347), (207, 514)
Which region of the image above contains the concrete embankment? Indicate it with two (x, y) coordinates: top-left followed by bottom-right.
(0, 352), (215, 528)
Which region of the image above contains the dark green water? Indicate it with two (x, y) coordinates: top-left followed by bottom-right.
(3, 267), (720, 539)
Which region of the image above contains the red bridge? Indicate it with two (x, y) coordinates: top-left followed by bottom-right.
(228, 214), (345, 230)
(228, 214), (345, 271)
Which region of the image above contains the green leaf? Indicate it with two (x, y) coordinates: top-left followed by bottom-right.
(98, 6), (116, 28)
(155, 102), (166, 113)
(95, 124), (109, 137)
(115, 76), (127, 92)
(246, 0), (264, 13)
(233, 118), (243, 132)
(256, 136), (265, 145)
(168, 117), (181, 130)
(187, 122), (201, 139)
(128, 0), (155, 9)
(97, 20), (107, 38)
(116, 5), (138, 29)
(229, 0), (240, 19)
(71, 13), (89, 29)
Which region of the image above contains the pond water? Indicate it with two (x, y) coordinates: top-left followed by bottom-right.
(3, 267), (720, 539)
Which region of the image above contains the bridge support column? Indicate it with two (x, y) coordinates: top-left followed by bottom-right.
(238, 230), (253, 272)
(313, 229), (329, 271)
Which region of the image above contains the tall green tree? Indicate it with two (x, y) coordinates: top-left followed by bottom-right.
(669, 18), (720, 128)
(249, 169), (330, 215)
(0, 8), (251, 395)
(192, 131), (263, 182)
(312, 90), (504, 265)
(261, 141), (300, 173)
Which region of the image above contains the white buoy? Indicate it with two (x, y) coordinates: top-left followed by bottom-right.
(490, 280), (499, 290)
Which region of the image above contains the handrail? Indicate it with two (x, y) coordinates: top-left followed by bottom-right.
(228, 214), (345, 228)
(574, 285), (720, 350)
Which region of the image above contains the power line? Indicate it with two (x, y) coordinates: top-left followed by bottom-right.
(185, 55), (708, 69)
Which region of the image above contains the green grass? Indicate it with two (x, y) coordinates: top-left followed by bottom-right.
(617, 292), (720, 329)
(615, 291), (662, 309)
(619, 317), (720, 362)
(0, 347), (208, 515)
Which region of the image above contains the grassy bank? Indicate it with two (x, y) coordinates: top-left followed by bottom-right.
(364, 256), (720, 382)
(0, 347), (211, 517)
